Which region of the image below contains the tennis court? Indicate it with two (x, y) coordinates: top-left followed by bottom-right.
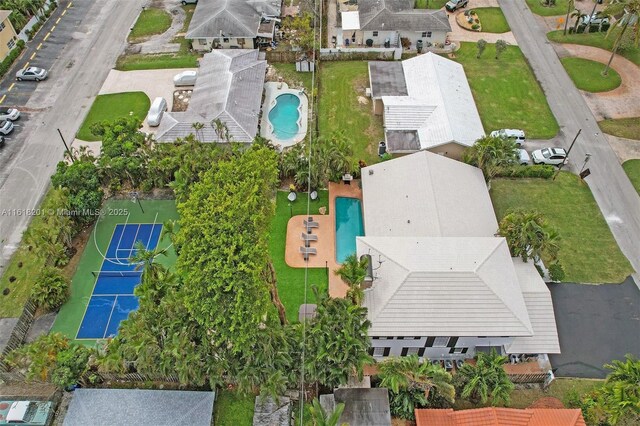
(76, 223), (162, 339)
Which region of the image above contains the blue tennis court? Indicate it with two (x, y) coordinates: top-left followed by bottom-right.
(77, 223), (163, 339)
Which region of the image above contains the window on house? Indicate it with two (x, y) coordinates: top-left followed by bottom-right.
(373, 347), (387, 356)
(407, 347), (420, 355)
(433, 337), (449, 347)
(0, 22), (5, 32)
(223, 38), (230, 43)
(7, 38), (14, 49)
(421, 32), (427, 37)
(427, 31), (432, 38)
(199, 39), (207, 45)
(372, 31), (379, 37)
(453, 348), (465, 354)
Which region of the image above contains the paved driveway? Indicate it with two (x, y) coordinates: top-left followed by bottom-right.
(549, 277), (640, 378)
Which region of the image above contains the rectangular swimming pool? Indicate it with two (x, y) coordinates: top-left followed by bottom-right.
(335, 197), (364, 263)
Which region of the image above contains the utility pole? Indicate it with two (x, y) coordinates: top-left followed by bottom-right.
(57, 128), (75, 162)
(553, 129), (581, 180)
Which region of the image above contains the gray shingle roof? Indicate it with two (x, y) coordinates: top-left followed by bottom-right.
(385, 130), (420, 152)
(156, 50), (266, 143)
(368, 61), (407, 98)
(320, 389), (391, 426)
(63, 389), (215, 426)
(358, 0), (451, 32)
(186, 0), (281, 39)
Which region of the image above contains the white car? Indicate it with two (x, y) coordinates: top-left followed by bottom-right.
(15, 66), (48, 81)
(516, 148), (530, 165)
(0, 107), (20, 121)
(173, 70), (197, 87)
(490, 129), (526, 146)
(0, 120), (14, 135)
(146, 97), (167, 127)
(532, 147), (567, 166)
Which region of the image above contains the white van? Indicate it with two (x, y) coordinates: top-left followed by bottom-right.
(490, 129), (526, 146)
(147, 97), (167, 127)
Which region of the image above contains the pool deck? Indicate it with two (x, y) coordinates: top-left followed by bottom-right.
(260, 81), (308, 149)
(284, 181), (362, 298)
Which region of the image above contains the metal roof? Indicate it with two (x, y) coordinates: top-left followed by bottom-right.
(155, 50), (266, 143)
(368, 62), (407, 98)
(63, 389), (215, 426)
(320, 389), (391, 426)
(186, 0), (281, 39)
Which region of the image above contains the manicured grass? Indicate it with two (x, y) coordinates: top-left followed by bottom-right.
(560, 57), (621, 92)
(0, 189), (60, 318)
(452, 42), (559, 139)
(271, 63), (313, 93)
(214, 390), (255, 426)
(115, 52), (199, 71)
(490, 172), (633, 283)
(50, 200), (178, 345)
(548, 30), (640, 67)
(526, 0), (570, 16)
(269, 191), (329, 324)
(318, 61), (384, 165)
(180, 4), (196, 33)
(474, 7), (510, 33)
(415, 0), (448, 9)
(599, 117), (640, 140)
(128, 8), (172, 41)
(622, 160), (640, 195)
(77, 92), (150, 141)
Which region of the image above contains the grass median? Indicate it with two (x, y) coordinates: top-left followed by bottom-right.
(526, 0), (570, 16)
(77, 92), (150, 141)
(548, 30), (640, 67)
(598, 117), (640, 140)
(623, 160), (640, 195)
(490, 172), (633, 283)
(475, 7), (510, 33)
(561, 57), (621, 92)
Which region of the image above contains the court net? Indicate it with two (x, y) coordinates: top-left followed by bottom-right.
(91, 270), (142, 278)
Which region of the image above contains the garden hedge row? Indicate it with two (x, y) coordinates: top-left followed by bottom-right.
(495, 165), (555, 179)
(0, 40), (26, 79)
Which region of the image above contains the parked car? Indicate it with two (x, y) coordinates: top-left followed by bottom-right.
(181, 0), (197, 4)
(532, 147), (567, 166)
(0, 107), (20, 121)
(516, 148), (530, 165)
(15, 67), (48, 81)
(581, 13), (610, 26)
(173, 70), (197, 87)
(0, 120), (14, 135)
(490, 128), (526, 146)
(146, 97), (167, 127)
(445, 0), (468, 12)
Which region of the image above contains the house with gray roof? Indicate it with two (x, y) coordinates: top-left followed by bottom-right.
(187, 0), (281, 51)
(335, 0), (451, 49)
(357, 151), (561, 361)
(63, 389), (215, 426)
(155, 49), (266, 143)
(368, 52), (485, 159)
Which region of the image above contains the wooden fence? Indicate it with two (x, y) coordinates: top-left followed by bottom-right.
(508, 373), (548, 384)
(82, 371), (181, 384)
(0, 298), (37, 382)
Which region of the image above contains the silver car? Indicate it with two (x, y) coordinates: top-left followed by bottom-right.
(0, 107), (20, 121)
(173, 70), (197, 87)
(0, 120), (14, 135)
(16, 67), (48, 81)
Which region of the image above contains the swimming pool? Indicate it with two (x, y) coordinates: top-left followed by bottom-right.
(268, 93), (301, 141)
(335, 197), (364, 263)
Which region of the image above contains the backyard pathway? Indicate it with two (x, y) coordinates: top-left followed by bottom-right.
(553, 43), (640, 120)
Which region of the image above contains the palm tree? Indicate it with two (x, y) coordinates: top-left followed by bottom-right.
(585, 0), (601, 33)
(191, 122), (204, 142)
(458, 349), (514, 406)
(598, 354), (640, 424)
(602, 0), (640, 75)
(379, 355), (455, 419)
(498, 209), (561, 263)
(564, 0), (576, 34)
(308, 398), (346, 426)
(211, 118), (228, 142)
(462, 135), (518, 183)
(334, 253), (369, 305)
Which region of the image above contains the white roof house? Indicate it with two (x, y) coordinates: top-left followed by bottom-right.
(369, 52), (484, 154)
(155, 50), (266, 143)
(358, 152), (560, 354)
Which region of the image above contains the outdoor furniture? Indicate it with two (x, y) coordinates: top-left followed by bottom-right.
(303, 219), (319, 229)
(342, 173), (353, 185)
(301, 233), (318, 242)
(300, 246), (317, 260)
(287, 191), (297, 202)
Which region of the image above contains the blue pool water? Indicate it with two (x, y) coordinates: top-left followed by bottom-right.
(268, 94), (301, 140)
(335, 197), (364, 263)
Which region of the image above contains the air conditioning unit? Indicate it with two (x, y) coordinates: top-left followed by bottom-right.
(365, 87), (371, 97)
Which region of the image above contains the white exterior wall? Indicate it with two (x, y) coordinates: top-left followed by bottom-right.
(370, 336), (515, 360)
(399, 30), (447, 49)
(362, 30), (398, 47)
(336, 29), (447, 49)
(191, 37), (255, 52)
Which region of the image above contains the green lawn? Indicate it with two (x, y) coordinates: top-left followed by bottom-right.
(560, 57), (621, 92)
(452, 43), (559, 139)
(271, 63), (313, 92)
(50, 200), (178, 345)
(77, 92), (150, 141)
(415, 0), (448, 9)
(548, 30), (640, 67)
(598, 117), (640, 140)
(115, 52), (199, 71)
(128, 8), (172, 41)
(623, 160), (640, 195)
(475, 7), (510, 33)
(269, 191), (329, 323)
(526, 0), (570, 16)
(180, 4), (196, 33)
(214, 390), (255, 426)
(318, 62), (384, 165)
(490, 172), (633, 283)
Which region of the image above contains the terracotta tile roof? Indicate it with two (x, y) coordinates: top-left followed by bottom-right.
(415, 407), (586, 426)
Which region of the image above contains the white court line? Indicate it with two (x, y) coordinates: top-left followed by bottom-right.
(102, 295), (119, 339)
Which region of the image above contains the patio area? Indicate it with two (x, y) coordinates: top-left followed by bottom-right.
(284, 181), (363, 298)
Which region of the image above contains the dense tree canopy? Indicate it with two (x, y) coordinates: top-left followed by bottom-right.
(51, 157), (103, 224)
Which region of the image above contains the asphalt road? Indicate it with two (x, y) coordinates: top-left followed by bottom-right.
(0, 0), (145, 271)
(499, 0), (640, 287)
(548, 278), (640, 378)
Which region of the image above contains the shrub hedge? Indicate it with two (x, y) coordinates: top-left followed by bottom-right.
(495, 165), (555, 179)
(0, 40), (25, 79)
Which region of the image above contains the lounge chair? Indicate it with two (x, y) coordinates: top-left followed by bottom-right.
(301, 232), (318, 242)
(303, 219), (319, 229)
(300, 246), (317, 260)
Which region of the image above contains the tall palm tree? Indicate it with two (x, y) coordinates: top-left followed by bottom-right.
(564, 0), (576, 34)
(458, 349), (514, 406)
(211, 118), (228, 142)
(602, 0), (640, 75)
(334, 253), (369, 305)
(191, 122), (204, 142)
(462, 135), (518, 183)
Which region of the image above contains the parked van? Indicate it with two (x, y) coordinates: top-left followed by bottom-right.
(490, 129), (526, 146)
(147, 97), (167, 127)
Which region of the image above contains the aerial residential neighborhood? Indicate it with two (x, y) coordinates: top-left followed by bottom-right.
(0, 0), (638, 424)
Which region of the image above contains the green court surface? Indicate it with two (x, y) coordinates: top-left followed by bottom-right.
(51, 199), (178, 345)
